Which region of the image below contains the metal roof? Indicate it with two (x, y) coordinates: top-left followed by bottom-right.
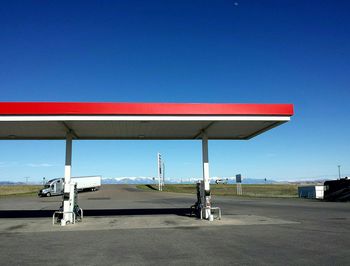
(0, 102), (294, 140)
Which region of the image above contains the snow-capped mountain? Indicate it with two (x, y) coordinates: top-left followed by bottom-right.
(101, 177), (279, 184)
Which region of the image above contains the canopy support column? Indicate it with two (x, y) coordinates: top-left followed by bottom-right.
(65, 132), (72, 184)
(202, 133), (211, 219)
(61, 132), (74, 225)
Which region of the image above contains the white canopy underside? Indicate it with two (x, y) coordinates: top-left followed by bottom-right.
(0, 115), (290, 140)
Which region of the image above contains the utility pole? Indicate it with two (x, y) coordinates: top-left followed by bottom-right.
(338, 165), (341, 179)
(24, 177), (30, 184)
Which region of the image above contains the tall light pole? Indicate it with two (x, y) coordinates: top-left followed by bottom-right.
(338, 165), (341, 179)
(157, 152), (162, 191)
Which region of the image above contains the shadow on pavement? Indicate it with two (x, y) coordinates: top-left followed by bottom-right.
(0, 208), (193, 218)
(145, 185), (158, 191)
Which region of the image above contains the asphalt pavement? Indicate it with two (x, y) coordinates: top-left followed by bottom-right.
(0, 184), (349, 265)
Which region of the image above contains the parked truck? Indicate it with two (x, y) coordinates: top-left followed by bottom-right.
(38, 176), (102, 197)
(215, 178), (228, 184)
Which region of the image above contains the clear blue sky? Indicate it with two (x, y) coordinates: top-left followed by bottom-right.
(0, 0), (349, 182)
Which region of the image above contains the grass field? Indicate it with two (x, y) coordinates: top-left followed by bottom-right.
(0, 185), (41, 197)
(0, 184), (299, 198)
(137, 184), (299, 198)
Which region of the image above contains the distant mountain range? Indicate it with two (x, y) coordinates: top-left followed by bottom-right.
(0, 177), (329, 185)
(101, 177), (279, 185)
(102, 177), (182, 184)
(0, 181), (27, 185)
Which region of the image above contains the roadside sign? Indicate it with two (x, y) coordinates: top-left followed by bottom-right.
(236, 174), (242, 183)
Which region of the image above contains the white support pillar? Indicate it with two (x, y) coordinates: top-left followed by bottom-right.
(62, 132), (74, 225)
(65, 133), (72, 184)
(202, 133), (211, 219)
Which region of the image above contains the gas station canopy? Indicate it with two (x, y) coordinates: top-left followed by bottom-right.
(0, 102), (294, 140)
(0, 102), (294, 224)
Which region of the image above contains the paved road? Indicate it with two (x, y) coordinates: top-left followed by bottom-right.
(0, 185), (349, 265)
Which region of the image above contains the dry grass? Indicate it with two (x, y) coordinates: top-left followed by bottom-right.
(0, 185), (41, 197)
(137, 184), (298, 198)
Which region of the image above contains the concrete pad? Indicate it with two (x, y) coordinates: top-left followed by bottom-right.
(0, 214), (298, 233)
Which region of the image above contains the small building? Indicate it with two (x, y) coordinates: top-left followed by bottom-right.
(324, 178), (350, 201)
(299, 178), (350, 201)
(298, 185), (324, 199)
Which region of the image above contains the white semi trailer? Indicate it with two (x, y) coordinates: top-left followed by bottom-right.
(38, 176), (101, 197)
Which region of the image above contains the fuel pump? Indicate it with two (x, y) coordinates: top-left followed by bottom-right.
(192, 181), (211, 219)
(54, 183), (83, 225)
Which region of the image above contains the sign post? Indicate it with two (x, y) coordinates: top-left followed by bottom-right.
(162, 162), (165, 188)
